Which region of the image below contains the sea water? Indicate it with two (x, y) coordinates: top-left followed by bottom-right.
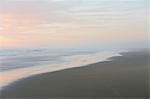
(0, 48), (122, 88)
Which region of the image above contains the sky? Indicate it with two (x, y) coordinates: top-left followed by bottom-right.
(0, 0), (149, 50)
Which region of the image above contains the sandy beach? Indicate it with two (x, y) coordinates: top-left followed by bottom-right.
(1, 50), (149, 99)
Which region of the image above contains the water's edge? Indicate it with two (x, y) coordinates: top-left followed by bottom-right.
(0, 51), (123, 89)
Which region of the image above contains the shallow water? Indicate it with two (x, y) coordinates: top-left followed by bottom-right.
(0, 49), (122, 88)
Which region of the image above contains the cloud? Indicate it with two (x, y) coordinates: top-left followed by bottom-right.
(0, 0), (147, 49)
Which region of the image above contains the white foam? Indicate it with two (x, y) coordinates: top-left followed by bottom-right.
(0, 50), (122, 89)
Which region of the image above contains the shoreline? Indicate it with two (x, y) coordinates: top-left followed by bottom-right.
(0, 51), (122, 88)
(1, 50), (149, 98)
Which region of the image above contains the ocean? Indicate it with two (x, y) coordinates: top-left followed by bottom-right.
(0, 48), (122, 88)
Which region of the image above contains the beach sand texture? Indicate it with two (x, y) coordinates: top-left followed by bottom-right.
(1, 50), (149, 99)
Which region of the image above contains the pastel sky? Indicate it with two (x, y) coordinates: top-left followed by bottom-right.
(0, 0), (148, 50)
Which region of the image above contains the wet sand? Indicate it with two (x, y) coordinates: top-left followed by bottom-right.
(1, 50), (149, 99)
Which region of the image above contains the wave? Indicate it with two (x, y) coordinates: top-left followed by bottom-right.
(0, 50), (123, 89)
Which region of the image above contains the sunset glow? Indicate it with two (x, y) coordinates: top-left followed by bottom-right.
(0, 0), (148, 49)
